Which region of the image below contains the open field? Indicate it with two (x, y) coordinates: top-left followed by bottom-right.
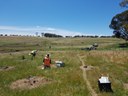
(0, 36), (128, 96)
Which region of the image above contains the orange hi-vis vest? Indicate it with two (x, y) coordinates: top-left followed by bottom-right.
(43, 57), (51, 66)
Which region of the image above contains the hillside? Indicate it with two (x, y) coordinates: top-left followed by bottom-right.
(0, 36), (128, 96)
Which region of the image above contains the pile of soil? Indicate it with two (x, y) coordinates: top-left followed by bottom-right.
(38, 64), (57, 70)
(123, 83), (128, 89)
(10, 76), (52, 90)
(0, 66), (14, 71)
(80, 65), (94, 71)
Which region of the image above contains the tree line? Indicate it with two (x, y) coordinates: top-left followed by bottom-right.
(42, 33), (63, 37)
(0, 33), (113, 38)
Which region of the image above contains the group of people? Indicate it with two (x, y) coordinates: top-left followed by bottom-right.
(29, 50), (51, 69)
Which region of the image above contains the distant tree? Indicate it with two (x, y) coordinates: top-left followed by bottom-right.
(35, 32), (38, 36)
(0, 34), (3, 36)
(44, 33), (63, 38)
(100, 36), (112, 38)
(66, 36), (72, 38)
(41, 32), (44, 37)
(94, 35), (99, 38)
(5, 34), (8, 36)
(73, 35), (80, 38)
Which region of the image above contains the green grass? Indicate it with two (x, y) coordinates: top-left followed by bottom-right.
(0, 36), (128, 96)
(0, 51), (90, 96)
(84, 50), (128, 96)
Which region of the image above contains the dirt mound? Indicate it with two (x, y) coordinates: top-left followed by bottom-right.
(123, 83), (128, 89)
(80, 65), (94, 71)
(10, 76), (52, 90)
(0, 66), (14, 71)
(38, 64), (57, 70)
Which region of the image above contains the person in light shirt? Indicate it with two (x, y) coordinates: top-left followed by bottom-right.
(29, 50), (37, 60)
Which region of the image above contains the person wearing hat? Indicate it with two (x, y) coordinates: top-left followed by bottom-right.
(43, 54), (51, 69)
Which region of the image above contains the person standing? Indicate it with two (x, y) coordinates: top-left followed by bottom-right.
(43, 54), (51, 69)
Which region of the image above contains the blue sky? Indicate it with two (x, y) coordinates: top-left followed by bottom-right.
(0, 0), (126, 36)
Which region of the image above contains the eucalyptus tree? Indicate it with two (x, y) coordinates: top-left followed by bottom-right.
(109, 0), (128, 41)
(120, 0), (128, 7)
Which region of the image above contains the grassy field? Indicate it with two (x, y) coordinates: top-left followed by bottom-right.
(0, 36), (128, 96)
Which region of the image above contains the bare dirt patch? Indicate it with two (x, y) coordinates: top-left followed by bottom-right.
(0, 66), (14, 71)
(38, 64), (57, 70)
(80, 65), (94, 71)
(10, 76), (52, 90)
(123, 83), (128, 89)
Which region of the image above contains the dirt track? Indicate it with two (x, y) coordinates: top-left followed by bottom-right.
(78, 55), (98, 96)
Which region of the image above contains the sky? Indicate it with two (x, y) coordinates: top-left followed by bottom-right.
(0, 0), (127, 37)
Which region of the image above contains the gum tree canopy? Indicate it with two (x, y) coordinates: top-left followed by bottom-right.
(120, 0), (128, 7)
(109, 0), (128, 41)
(109, 10), (128, 41)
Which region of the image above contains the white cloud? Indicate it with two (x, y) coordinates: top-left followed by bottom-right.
(0, 26), (83, 37)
